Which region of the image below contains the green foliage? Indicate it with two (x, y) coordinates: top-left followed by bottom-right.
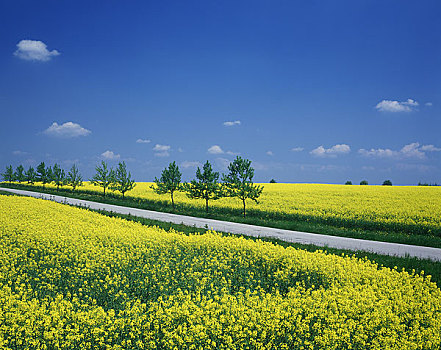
(345, 181), (352, 185)
(222, 156), (264, 217)
(91, 161), (114, 197)
(383, 180), (393, 186)
(24, 166), (37, 184)
(52, 164), (66, 191)
(14, 165), (25, 183)
(360, 180), (368, 185)
(36, 162), (51, 188)
(183, 160), (223, 212)
(1, 165), (14, 183)
(66, 164), (83, 192)
(110, 161), (136, 199)
(269, 179), (276, 183)
(151, 161), (182, 209)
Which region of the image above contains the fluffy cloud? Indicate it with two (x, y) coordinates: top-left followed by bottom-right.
(43, 122), (91, 138)
(208, 145), (224, 154)
(136, 139), (151, 144)
(359, 142), (440, 160)
(420, 144), (441, 152)
(181, 161), (202, 169)
(425, 102), (433, 107)
(266, 151), (274, 156)
(291, 147), (304, 152)
(101, 150), (120, 160)
(153, 144), (170, 157)
(153, 144), (170, 152)
(310, 144), (351, 157)
(14, 40), (60, 61)
(375, 99), (418, 112)
(223, 120), (241, 127)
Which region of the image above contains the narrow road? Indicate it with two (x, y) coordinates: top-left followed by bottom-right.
(2, 187), (441, 261)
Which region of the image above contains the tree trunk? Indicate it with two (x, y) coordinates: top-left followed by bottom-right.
(171, 191), (175, 210)
(243, 198), (246, 218)
(205, 198), (209, 213)
(103, 186), (106, 197)
(122, 192), (125, 199)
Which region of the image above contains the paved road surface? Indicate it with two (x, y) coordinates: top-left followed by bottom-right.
(2, 187), (441, 261)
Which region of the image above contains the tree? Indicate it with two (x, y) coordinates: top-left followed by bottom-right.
(382, 179), (392, 186)
(360, 180), (368, 185)
(222, 156), (264, 218)
(183, 160), (223, 213)
(1, 165), (14, 183)
(269, 179), (276, 183)
(345, 181), (352, 185)
(15, 165), (25, 183)
(110, 161), (136, 199)
(36, 162), (51, 188)
(151, 161), (182, 210)
(52, 163), (66, 191)
(91, 161), (114, 196)
(66, 164), (83, 192)
(25, 166), (37, 184)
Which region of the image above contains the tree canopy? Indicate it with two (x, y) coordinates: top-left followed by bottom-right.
(91, 161), (114, 196)
(222, 156), (264, 218)
(110, 161), (136, 199)
(151, 161), (182, 210)
(184, 160), (222, 213)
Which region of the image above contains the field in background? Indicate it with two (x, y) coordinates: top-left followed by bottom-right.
(1, 194), (440, 349)
(11, 181), (441, 236)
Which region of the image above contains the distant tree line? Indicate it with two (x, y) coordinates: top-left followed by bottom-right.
(1, 156), (264, 217)
(345, 180), (393, 186)
(0, 161), (135, 198)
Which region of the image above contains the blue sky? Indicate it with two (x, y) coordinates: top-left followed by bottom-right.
(1, 0), (440, 184)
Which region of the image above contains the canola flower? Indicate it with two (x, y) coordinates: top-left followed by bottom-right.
(34, 181), (441, 235)
(0, 195), (440, 349)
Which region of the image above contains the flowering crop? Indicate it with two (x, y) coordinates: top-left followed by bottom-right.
(101, 182), (441, 235)
(1, 195), (440, 349)
(10, 182), (441, 235)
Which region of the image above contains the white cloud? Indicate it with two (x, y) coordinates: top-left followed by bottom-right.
(310, 144), (351, 157)
(215, 157), (230, 170)
(43, 122), (91, 138)
(291, 147), (304, 152)
(223, 120), (241, 127)
(359, 142), (440, 160)
(375, 98), (419, 112)
(226, 150), (239, 156)
(101, 150), (120, 160)
(12, 150), (28, 156)
(181, 161), (202, 169)
(178, 147), (184, 153)
(14, 40), (60, 61)
(420, 144), (441, 152)
(153, 144), (170, 152)
(425, 102), (433, 107)
(358, 148), (398, 158)
(208, 145), (224, 154)
(266, 151), (274, 156)
(154, 151), (170, 157)
(136, 139), (151, 144)
(400, 143), (426, 159)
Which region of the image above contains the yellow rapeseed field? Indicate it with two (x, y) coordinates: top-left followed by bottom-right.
(1, 194), (441, 349)
(72, 182), (441, 234)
